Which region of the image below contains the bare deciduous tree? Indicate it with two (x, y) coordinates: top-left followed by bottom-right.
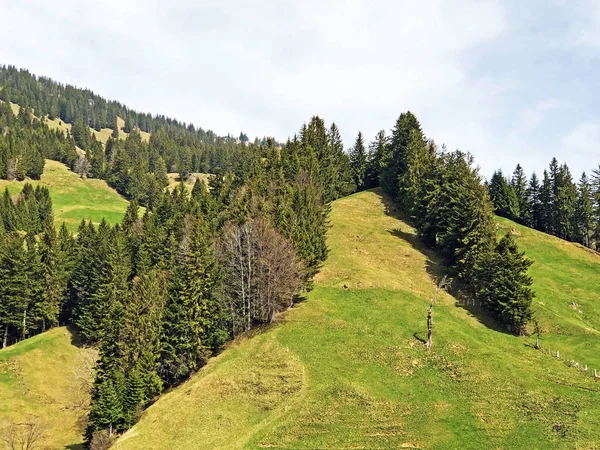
(426, 276), (450, 349)
(218, 218), (304, 336)
(1, 419), (46, 450)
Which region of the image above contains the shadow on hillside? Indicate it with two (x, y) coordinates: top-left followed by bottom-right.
(372, 189), (510, 335)
(66, 324), (87, 348)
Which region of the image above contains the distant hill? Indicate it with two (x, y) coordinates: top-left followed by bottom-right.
(116, 190), (600, 449)
(0, 160), (131, 232)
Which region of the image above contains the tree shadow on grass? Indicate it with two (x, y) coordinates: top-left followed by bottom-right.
(371, 189), (510, 335)
(66, 324), (87, 348)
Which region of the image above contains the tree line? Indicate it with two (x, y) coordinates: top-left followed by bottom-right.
(489, 159), (600, 250)
(348, 112), (535, 334)
(0, 65), (217, 138)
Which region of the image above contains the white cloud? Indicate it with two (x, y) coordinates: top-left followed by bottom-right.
(517, 99), (560, 133)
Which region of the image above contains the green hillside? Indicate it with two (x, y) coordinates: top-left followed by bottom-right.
(116, 189), (600, 449)
(0, 160), (130, 232)
(0, 327), (97, 450)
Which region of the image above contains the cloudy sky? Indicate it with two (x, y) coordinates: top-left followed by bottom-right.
(1, 0), (599, 178)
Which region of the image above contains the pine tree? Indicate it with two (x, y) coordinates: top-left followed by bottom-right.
(488, 170), (519, 220)
(154, 156), (169, 190)
(327, 123), (355, 199)
(0, 233), (31, 347)
(120, 269), (167, 401)
(555, 164), (577, 240)
(539, 170), (553, 233)
(474, 233), (534, 333)
(159, 216), (221, 384)
(88, 375), (124, 438)
(380, 111), (422, 198)
(349, 131), (367, 191)
(527, 172), (541, 229)
(511, 164), (529, 224)
(575, 172), (594, 247)
(397, 128), (431, 216)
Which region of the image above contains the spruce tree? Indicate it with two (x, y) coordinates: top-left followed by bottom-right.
(488, 170), (519, 220)
(160, 216), (221, 384)
(575, 172), (594, 247)
(474, 233), (534, 333)
(539, 170), (553, 233)
(527, 172), (541, 229)
(349, 131), (367, 191)
(511, 164), (529, 224)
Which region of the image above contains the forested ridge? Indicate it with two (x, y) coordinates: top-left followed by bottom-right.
(489, 160), (600, 251)
(0, 68), (553, 448)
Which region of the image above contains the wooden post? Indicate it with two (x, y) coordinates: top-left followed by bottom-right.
(426, 305), (432, 349)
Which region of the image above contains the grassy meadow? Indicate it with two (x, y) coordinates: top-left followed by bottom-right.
(0, 160), (130, 232)
(0, 327), (97, 450)
(116, 189), (600, 449)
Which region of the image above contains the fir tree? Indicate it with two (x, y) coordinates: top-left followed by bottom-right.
(349, 131), (367, 191)
(474, 233), (534, 333)
(159, 216), (221, 384)
(511, 164), (529, 224)
(488, 170), (519, 220)
(575, 172), (594, 247)
(527, 172), (541, 229)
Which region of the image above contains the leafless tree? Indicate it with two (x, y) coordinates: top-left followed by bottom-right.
(1, 419), (46, 450)
(74, 156), (90, 178)
(218, 218), (304, 336)
(426, 276), (450, 349)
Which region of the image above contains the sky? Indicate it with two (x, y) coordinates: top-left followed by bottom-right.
(1, 0), (600, 179)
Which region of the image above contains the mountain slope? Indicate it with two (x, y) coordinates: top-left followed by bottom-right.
(0, 160), (131, 232)
(117, 189), (600, 450)
(0, 327), (97, 450)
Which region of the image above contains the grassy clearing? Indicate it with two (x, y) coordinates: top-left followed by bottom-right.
(167, 173), (211, 192)
(0, 327), (97, 450)
(0, 160), (130, 232)
(117, 189), (600, 449)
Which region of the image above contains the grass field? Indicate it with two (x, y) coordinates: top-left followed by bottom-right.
(0, 327), (97, 450)
(116, 189), (600, 450)
(0, 160), (130, 232)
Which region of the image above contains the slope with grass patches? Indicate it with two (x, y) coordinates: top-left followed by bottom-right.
(116, 189), (600, 449)
(0, 327), (97, 450)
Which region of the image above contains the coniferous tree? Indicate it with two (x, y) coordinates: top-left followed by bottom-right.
(488, 170), (519, 220)
(575, 172), (594, 247)
(159, 216), (221, 384)
(380, 111), (422, 198)
(511, 164), (529, 224)
(473, 233), (534, 333)
(539, 170), (553, 233)
(527, 172), (541, 229)
(349, 131), (367, 191)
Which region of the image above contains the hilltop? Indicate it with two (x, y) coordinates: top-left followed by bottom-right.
(116, 190), (600, 449)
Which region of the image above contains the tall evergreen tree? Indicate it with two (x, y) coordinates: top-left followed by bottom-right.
(159, 216), (221, 384)
(488, 170), (519, 220)
(575, 172), (594, 247)
(349, 131), (367, 191)
(511, 164), (529, 224)
(527, 172), (541, 229)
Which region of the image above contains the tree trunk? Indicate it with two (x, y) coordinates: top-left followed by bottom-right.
(22, 308), (27, 340)
(2, 324), (7, 348)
